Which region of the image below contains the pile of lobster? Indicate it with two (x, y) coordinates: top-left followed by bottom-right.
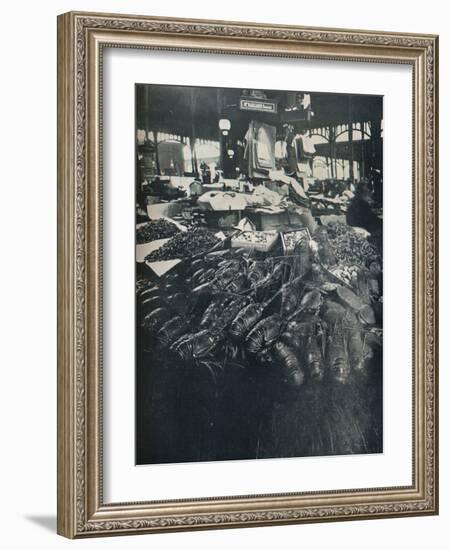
(137, 227), (382, 392)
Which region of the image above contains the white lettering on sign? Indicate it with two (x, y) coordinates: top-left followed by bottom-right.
(240, 98), (278, 113)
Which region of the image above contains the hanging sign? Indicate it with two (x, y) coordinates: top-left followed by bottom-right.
(239, 97), (278, 113)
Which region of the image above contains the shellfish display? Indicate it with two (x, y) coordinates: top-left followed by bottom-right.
(134, 83), (384, 466)
(136, 223), (383, 464)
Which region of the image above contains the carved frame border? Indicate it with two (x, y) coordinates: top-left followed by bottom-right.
(57, 11), (438, 538)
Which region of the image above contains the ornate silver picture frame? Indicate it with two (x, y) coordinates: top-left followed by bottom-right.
(57, 11), (438, 538)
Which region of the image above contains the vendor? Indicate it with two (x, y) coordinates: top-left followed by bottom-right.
(277, 125), (316, 233)
(346, 179), (380, 234)
(199, 160), (211, 184)
(283, 124), (299, 178)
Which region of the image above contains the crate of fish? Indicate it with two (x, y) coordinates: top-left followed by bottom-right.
(231, 230), (279, 253)
(280, 227), (311, 256)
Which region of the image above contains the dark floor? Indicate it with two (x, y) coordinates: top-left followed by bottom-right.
(136, 333), (382, 465)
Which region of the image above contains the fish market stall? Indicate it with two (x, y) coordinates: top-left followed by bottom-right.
(135, 83), (383, 465)
(136, 213), (383, 463)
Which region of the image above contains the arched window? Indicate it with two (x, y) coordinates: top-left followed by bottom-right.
(195, 141), (220, 166)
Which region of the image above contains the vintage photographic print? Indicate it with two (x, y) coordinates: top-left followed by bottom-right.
(57, 13), (438, 537)
(135, 84), (383, 466)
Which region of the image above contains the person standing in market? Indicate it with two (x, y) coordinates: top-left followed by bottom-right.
(346, 179), (380, 235)
(280, 124), (317, 234)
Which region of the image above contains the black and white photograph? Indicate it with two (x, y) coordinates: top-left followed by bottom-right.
(0, 0), (442, 544)
(135, 83), (383, 465)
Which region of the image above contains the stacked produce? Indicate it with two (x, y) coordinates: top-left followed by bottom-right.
(232, 231), (273, 245)
(282, 229), (310, 255)
(231, 230), (278, 252)
(328, 264), (359, 287)
(326, 222), (380, 268)
(136, 219), (180, 244)
(145, 228), (219, 262)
